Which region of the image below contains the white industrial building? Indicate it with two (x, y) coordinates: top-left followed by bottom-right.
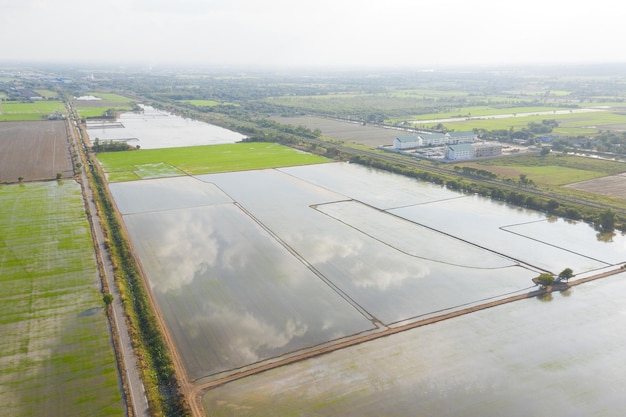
(446, 142), (502, 160)
(393, 131), (477, 150)
(393, 135), (422, 149)
(446, 143), (475, 160)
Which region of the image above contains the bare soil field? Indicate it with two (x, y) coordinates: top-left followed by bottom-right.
(0, 120), (73, 183)
(565, 173), (626, 199)
(272, 115), (403, 147)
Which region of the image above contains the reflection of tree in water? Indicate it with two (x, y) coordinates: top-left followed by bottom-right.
(537, 292), (553, 302)
(596, 231), (615, 243)
(559, 288), (573, 297)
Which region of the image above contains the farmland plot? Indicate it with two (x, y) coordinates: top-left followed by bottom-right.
(0, 101), (66, 121)
(86, 105), (246, 149)
(107, 161), (626, 414)
(112, 176), (375, 379)
(0, 181), (123, 417)
(272, 115), (400, 147)
(565, 172), (626, 199)
(199, 169), (536, 325)
(202, 273), (626, 417)
(110, 163), (614, 382)
(0, 121), (73, 183)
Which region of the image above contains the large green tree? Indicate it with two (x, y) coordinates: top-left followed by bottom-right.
(536, 273), (555, 288)
(597, 208), (616, 231)
(558, 268), (574, 282)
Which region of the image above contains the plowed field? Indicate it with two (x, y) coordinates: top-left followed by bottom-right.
(0, 121), (73, 183)
(566, 173), (626, 199)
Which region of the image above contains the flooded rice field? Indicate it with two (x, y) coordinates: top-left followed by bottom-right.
(86, 105), (245, 149)
(202, 273), (626, 417)
(108, 162), (626, 391)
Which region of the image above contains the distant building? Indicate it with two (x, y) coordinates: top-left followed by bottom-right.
(393, 135), (422, 149)
(393, 130), (478, 150)
(446, 131), (477, 144)
(473, 142), (503, 158)
(446, 142), (502, 160)
(420, 133), (449, 146)
(446, 143), (474, 160)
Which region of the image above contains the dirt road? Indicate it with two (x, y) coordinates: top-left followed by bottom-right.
(67, 112), (151, 417)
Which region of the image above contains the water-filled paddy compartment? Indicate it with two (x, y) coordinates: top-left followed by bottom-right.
(123, 202), (375, 379)
(202, 273), (626, 417)
(86, 105), (245, 149)
(111, 162), (626, 382)
(199, 169), (536, 325)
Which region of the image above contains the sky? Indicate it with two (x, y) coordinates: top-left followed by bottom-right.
(1, 0), (625, 69)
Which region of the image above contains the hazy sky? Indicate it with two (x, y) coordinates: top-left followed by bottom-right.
(1, 0), (625, 69)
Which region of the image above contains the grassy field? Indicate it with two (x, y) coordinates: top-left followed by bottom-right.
(408, 106), (570, 121)
(272, 115), (398, 147)
(73, 93), (136, 118)
(409, 108), (626, 134)
(35, 90), (59, 99)
(97, 142), (330, 182)
(267, 85), (626, 137)
(74, 105), (135, 118)
(74, 107), (118, 118)
(0, 101), (66, 121)
(0, 181), (124, 417)
(459, 154), (626, 187)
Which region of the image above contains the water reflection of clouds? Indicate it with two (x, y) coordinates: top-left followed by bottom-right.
(213, 305), (308, 363)
(191, 302), (309, 368)
(318, 200), (515, 269)
(303, 232), (364, 264)
(110, 176), (233, 215)
(125, 202), (376, 376)
(294, 229), (429, 291)
(350, 265), (426, 291)
(127, 208), (220, 294)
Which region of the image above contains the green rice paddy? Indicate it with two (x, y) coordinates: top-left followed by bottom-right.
(0, 181), (124, 417)
(73, 93), (136, 118)
(97, 142), (330, 182)
(35, 90), (58, 99)
(0, 101), (66, 121)
(75, 106), (134, 118)
(74, 107), (113, 118)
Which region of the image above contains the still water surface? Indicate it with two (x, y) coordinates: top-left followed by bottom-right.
(203, 273), (626, 416)
(110, 163), (626, 385)
(86, 105), (245, 149)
